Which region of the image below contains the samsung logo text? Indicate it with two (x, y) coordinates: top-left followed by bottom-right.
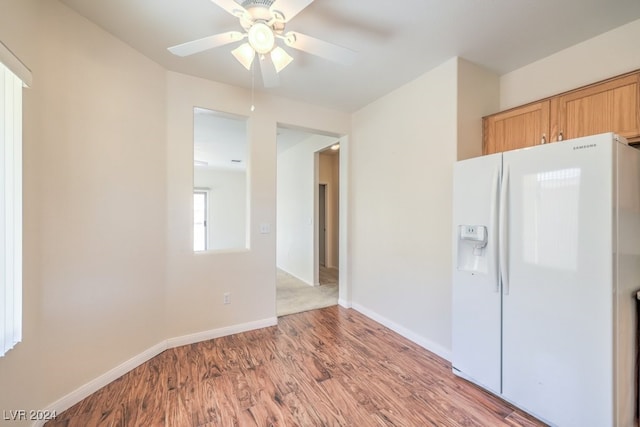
(573, 144), (596, 150)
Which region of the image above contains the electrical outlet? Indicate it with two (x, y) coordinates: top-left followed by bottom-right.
(223, 292), (231, 305)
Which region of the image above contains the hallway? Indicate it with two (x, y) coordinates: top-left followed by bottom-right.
(276, 266), (338, 316)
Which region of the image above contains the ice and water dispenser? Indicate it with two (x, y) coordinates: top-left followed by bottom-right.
(456, 225), (488, 274)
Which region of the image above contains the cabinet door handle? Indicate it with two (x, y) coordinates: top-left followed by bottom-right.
(541, 134), (547, 144)
(558, 131), (563, 141)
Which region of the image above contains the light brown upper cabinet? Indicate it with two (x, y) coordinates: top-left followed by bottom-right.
(483, 101), (550, 155)
(551, 73), (640, 143)
(483, 70), (640, 155)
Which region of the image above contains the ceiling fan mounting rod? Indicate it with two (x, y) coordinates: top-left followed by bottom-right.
(239, 0), (287, 25)
(241, 0), (275, 8)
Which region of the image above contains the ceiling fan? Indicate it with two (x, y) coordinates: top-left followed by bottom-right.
(167, 0), (356, 87)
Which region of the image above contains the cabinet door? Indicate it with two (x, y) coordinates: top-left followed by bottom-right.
(554, 73), (640, 142)
(483, 101), (550, 155)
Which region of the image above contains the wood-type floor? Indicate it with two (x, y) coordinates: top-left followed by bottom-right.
(46, 306), (546, 426)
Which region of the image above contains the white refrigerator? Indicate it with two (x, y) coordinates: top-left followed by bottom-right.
(452, 132), (640, 427)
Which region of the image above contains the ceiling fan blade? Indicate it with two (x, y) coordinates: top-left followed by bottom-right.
(285, 31), (356, 65)
(210, 0), (249, 19)
(270, 0), (314, 22)
(168, 31), (244, 57)
(258, 55), (279, 88)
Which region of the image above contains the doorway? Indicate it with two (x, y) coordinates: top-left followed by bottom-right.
(316, 147), (340, 287)
(319, 183), (327, 267)
(275, 127), (345, 316)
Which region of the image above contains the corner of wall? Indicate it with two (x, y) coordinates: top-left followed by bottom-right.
(499, 18), (640, 110)
(456, 59), (500, 161)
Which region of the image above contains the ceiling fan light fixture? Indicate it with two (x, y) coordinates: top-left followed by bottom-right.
(231, 43), (256, 70)
(270, 46), (293, 73)
(167, 0), (358, 90)
(248, 22), (275, 54)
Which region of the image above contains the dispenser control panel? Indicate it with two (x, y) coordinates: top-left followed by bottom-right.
(457, 225), (488, 273)
(459, 225), (487, 244)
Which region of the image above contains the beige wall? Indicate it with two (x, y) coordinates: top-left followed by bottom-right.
(165, 72), (350, 337)
(457, 59), (500, 160)
(0, 0), (167, 419)
(348, 57), (499, 359)
(1, 0), (638, 420)
(0, 0), (351, 421)
(347, 20), (640, 360)
(350, 58), (459, 358)
(500, 18), (640, 110)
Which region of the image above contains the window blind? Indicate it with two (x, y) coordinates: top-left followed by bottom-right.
(0, 43), (28, 357)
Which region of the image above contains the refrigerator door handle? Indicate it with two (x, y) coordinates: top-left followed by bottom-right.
(491, 167), (500, 293)
(499, 165), (509, 295)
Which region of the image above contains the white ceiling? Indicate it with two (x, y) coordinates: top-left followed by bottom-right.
(59, 0), (640, 112)
(194, 107), (248, 171)
(194, 107), (332, 170)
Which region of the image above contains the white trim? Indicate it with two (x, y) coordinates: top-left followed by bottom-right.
(351, 303), (452, 362)
(33, 317), (278, 427)
(338, 298), (351, 308)
(337, 135), (349, 306)
(165, 317), (277, 348)
(32, 342), (167, 427)
(277, 266), (314, 287)
(32, 308), (449, 425)
(0, 41), (31, 87)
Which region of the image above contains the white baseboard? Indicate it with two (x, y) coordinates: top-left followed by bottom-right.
(33, 341), (167, 427)
(34, 317), (278, 427)
(35, 308), (450, 426)
(351, 303), (452, 362)
(276, 266), (314, 287)
(165, 317), (277, 349)
(338, 298), (351, 308)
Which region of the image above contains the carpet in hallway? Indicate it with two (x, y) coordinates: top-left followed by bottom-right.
(276, 268), (338, 316)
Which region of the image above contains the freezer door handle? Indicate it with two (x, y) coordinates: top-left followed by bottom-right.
(499, 165), (509, 295)
(491, 166), (500, 293)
